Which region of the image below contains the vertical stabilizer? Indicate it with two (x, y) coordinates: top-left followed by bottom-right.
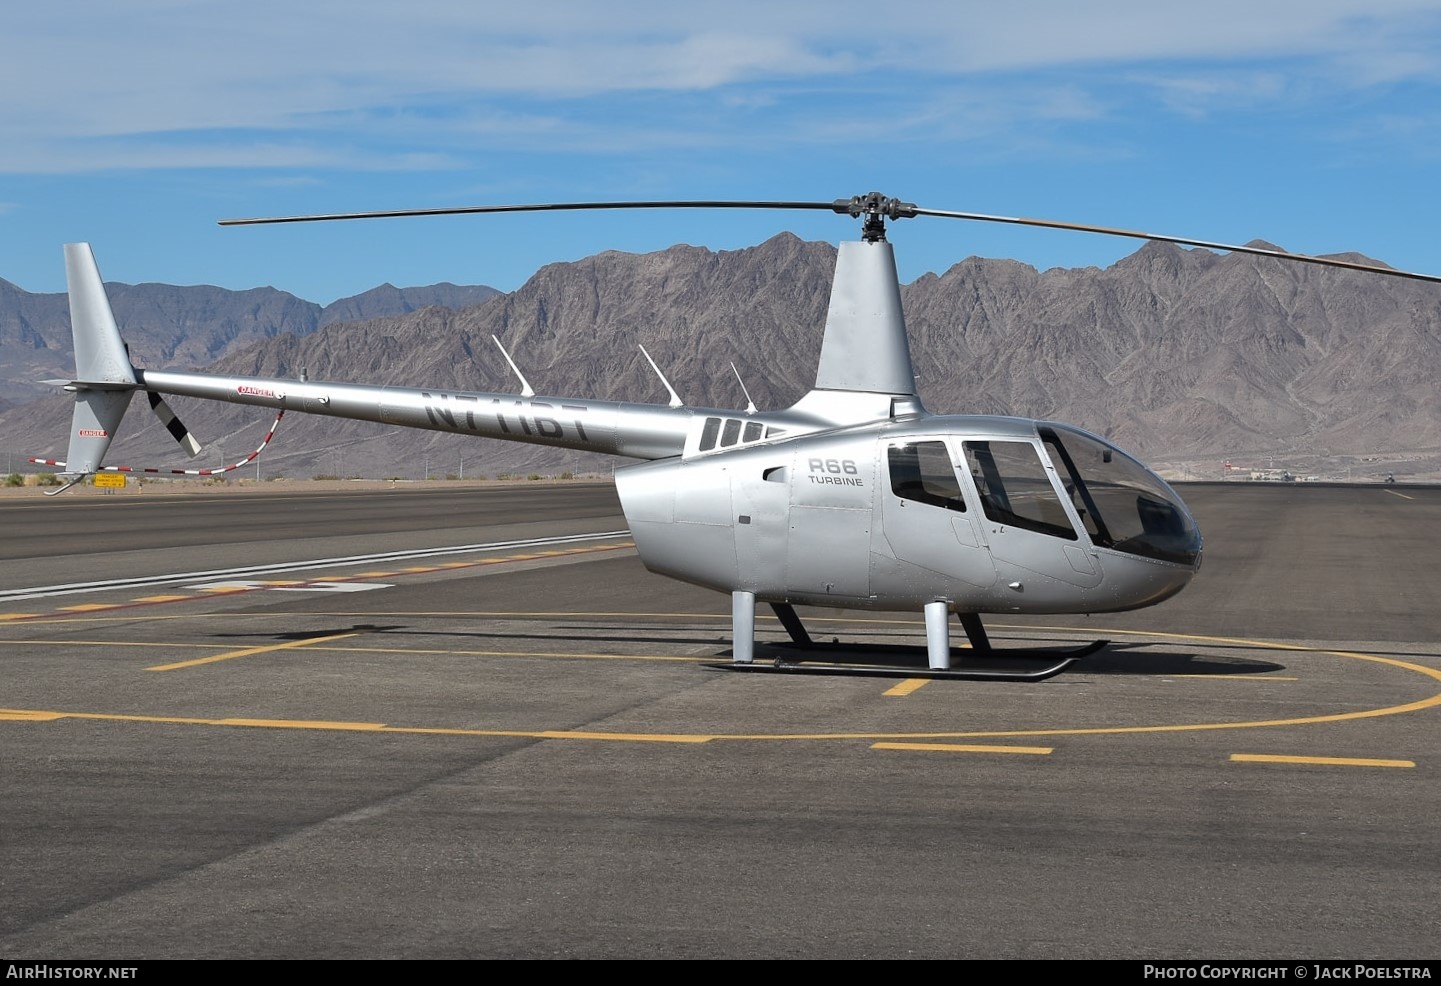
(59, 243), (137, 475)
(812, 239), (917, 396)
(66, 243), (137, 386)
(63, 390), (133, 474)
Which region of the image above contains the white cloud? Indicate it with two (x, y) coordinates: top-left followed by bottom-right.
(3, 0), (1441, 174)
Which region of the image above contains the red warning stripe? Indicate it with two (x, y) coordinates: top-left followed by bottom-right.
(29, 411), (286, 475)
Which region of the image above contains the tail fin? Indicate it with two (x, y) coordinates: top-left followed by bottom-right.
(58, 243), (138, 476)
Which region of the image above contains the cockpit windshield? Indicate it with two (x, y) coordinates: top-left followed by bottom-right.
(1040, 424), (1202, 567)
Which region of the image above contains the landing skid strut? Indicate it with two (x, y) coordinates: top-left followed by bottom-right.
(706, 595), (1107, 681)
(704, 652), (1095, 681)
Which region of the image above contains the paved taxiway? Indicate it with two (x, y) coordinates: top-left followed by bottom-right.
(1, 481), (1438, 960)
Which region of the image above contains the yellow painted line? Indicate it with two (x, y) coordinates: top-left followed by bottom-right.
(1, 707), (718, 743)
(873, 742), (1053, 755)
(534, 730), (711, 744)
(0, 636), (709, 665)
(4, 710), (229, 727)
(157, 609), (732, 623)
(1009, 624), (1432, 665)
(6, 620), (1441, 747)
(421, 543), (633, 571)
(219, 718), (386, 731)
(1384, 488), (1414, 500)
(147, 631), (362, 671)
(310, 645), (707, 664)
(0, 702), (1421, 754)
(291, 609), (727, 620)
(342, 546), (636, 582)
(12, 577), (689, 625)
(2, 638), (232, 651)
(885, 679), (932, 696)
(1231, 753), (1414, 768)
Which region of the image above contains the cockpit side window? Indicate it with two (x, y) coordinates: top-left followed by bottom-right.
(963, 440), (1077, 540)
(1042, 432), (1105, 541)
(888, 442), (967, 512)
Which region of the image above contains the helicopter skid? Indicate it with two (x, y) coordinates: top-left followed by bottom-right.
(704, 638), (1106, 681)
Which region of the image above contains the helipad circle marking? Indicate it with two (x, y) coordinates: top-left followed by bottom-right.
(4, 617), (1439, 743)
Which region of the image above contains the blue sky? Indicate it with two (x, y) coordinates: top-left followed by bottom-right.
(5, 1), (1441, 305)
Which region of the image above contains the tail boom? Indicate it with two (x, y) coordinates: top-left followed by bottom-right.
(136, 368), (695, 461)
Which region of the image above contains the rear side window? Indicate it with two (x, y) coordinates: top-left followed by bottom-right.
(888, 442), (967, 512)
(699, 417), (721, 451)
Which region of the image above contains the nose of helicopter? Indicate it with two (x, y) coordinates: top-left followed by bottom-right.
(1092, 543), (1201, 612)
(1040, 423), (1204, 569)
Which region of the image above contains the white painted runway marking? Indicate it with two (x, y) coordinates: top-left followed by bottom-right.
(186, 580), (395, 593)
(0, 530), (629, 601)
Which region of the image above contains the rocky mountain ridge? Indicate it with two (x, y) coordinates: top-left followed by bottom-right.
(0, 275), (499, 405)
(3, 233), (1438, 483)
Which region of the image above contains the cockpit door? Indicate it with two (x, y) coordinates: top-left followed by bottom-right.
(880, 439), (997, 588)
(962, 438), (1103, 589)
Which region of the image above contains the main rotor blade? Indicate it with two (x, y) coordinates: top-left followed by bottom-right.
(913, 206), (1441, 284)
(218, 191), (1441, 284)
(218, 200), (841, 226)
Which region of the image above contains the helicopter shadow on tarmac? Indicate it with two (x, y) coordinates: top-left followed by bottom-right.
(722, 638), (1285, 680)
(203, 623), (1285, 679)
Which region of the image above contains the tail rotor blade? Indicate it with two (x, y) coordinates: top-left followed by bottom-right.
(148, 392), (204, 457)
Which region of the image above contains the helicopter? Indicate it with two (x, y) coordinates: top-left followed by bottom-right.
(36, 192), (1441, 680)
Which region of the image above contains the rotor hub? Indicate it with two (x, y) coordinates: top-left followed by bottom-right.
(831, 192), (919, 242)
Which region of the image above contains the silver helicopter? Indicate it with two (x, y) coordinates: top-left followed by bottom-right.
(39, 193), (1441, 679)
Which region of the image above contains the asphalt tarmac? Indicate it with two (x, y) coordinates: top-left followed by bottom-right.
(1, 480), (1438, 961)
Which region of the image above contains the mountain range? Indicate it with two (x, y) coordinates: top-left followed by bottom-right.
(2, 232), (1438, 483)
